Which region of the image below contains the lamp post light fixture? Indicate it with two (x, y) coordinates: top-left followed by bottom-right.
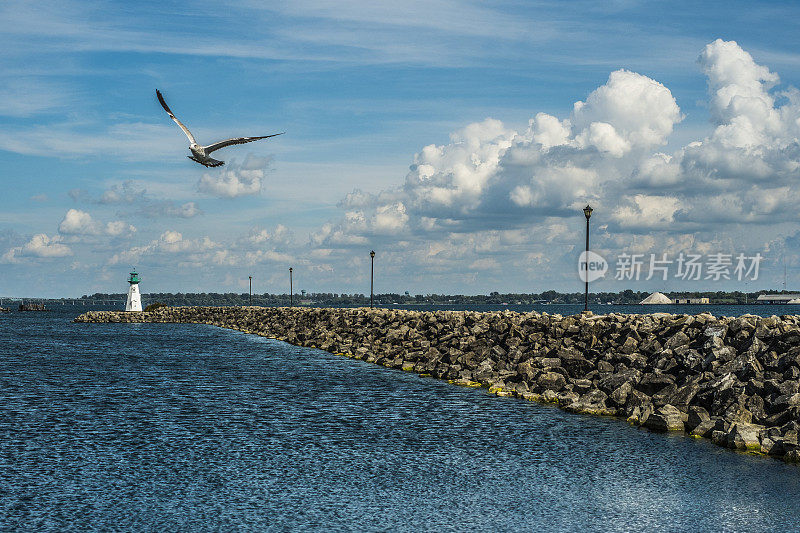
(248, 275), (252, 306)
(370, 250), (375, 309)
(583, 204), (593, 312)
(289, 267), (293, 307)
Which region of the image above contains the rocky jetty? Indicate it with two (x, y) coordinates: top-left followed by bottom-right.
(75, 306), (800, 463)
(19, 303), (47, 311)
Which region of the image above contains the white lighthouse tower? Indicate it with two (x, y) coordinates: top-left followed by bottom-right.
(125, 268), (142, 312)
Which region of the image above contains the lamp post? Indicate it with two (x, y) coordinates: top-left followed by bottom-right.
(248, 275), (252, 306)
(370, 250), (375, 309)
(289, 267), (293, 307)
(583, 204), (593, 312)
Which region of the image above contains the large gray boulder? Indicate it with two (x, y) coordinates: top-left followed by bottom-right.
(637, 373), (675, 396)
(598, 369), (641, 395)
(645, 404), (685, 432)
(685, 405), (710, 433)
(690, 419), (718, 438)
(537, 371), (566, 392)
(727, 423), (762, 451)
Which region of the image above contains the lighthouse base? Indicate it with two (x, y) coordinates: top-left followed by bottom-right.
(125, 284), (142, 312)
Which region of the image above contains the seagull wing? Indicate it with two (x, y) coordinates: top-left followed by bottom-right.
(156, 89), (196, 144)
(204, 132), (284, 154)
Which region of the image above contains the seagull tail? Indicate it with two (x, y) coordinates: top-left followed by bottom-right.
(188, 155), (224, 168)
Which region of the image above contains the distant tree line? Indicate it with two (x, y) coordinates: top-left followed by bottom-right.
(70, 289), (791, 306)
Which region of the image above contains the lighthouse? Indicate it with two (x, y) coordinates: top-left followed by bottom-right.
(125, 268), (142, 312)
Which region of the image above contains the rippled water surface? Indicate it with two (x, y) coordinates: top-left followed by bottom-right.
(2, 309), (800, 531)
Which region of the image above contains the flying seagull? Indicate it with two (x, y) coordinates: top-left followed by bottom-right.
(156, 89), (283, 168)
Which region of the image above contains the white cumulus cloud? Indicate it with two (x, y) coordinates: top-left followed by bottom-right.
(58, 209), (135, 236)
(301, 39), (800, 287)
(197, 156), (271, 198)
(108, 230), (217, 265)
(572, 69), (682, 149)
(2, 234), (72, 262)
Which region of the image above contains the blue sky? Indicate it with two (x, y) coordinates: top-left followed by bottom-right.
(2, 1), (800, 297)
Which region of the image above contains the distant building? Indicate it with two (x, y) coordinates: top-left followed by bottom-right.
(673, 297), (710, 304)
(756, 294), (800, 304)
(640, 292), (673, 304)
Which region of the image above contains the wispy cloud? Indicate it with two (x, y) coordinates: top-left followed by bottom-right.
(70, 180), (203, 219)
(0, 121), (181, 159)
(0, 78), (73, 117)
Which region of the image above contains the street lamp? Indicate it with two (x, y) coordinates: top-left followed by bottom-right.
(248, 275), (252, 306)
(583, 204), (593, 312)
(289, 267), (293, 307)
(370, 250), (375, 309)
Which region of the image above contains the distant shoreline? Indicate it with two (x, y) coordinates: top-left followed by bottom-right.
(8, 288), (790, 308)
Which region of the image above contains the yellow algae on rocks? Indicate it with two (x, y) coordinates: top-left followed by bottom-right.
(541, 390), (559, 403)
(569, 405), (617, 417)
(521, 392), (543, 402)
(449, 379), (482, 388)
(487, 385), (514, 397)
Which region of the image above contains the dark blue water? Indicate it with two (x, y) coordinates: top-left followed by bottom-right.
(2, 309), (800, 531)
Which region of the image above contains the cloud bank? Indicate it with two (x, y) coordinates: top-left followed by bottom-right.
(294, 40), (800, 289)
(6, 40), (800, 293)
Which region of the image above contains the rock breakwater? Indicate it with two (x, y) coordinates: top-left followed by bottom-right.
(75, 306), (800, 462)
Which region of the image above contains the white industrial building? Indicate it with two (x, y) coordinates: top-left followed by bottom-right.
(673, 297), (710, 304)
(756, 294), (800, 304)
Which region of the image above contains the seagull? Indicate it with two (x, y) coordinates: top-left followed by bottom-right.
(156, 89), (283, 168)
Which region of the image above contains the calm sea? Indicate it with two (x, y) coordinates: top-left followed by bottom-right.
(2, 306), (800, 531)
